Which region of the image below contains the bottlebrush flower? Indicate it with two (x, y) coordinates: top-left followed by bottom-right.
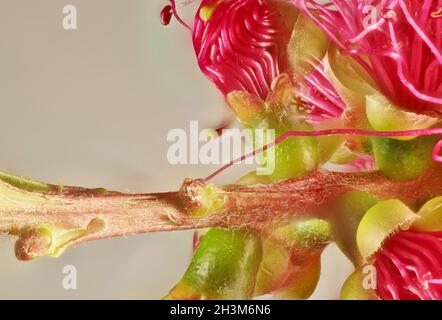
(339, 197), (442, 300)
(193, 0), (297, 100)
(295, 0), (442, 117)
(163, 1), (348, 124)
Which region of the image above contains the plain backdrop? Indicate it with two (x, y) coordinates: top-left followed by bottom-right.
(0, 0), (352, 299)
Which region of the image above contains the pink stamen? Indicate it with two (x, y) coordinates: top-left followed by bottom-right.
(296, 62), (346, 122)
(294, 0), (442, 117)
(428, 279), (442, 285)
(204, 128), (442, 181)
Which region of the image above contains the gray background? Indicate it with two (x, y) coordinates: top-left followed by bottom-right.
(0, 0), (351, 299)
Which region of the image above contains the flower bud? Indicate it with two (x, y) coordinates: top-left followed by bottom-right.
(288, 13), (328, 82)
(356, 200), (418, 261)
(372, 136), (437, 181)
(227, 74), (320, 182)
(412, 196), (442, 232)
(164, 228), (262, 300)
(254, 219), (331, 299)
(366, 92), (438, 140)
(331, 191), (379, 266)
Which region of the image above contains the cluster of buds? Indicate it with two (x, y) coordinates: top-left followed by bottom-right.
(161, 0), (442, 300)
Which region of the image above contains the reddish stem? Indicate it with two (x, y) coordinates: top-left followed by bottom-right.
(1, 166), (441, 260)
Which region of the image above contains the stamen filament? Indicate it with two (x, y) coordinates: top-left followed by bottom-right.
(205, 128), (442, 181)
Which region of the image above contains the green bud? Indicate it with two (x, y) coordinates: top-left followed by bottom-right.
(371, 136), (437, 181)
(287, 219), (332, 250)
(357, 199), (418, 261)
(227, 73), (320, 183)
(164, 228), (262, 300)
(254, 219), (331, 299)
(331, 191), (379, 266)
(269, 127), (319, 182)
(366, 92), (438, 137)
(227, 91), (266, 129)
(340, 270), (378, 300)
(413, 196), (442, 232)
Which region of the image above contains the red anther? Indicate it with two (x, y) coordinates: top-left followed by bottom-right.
(160, 5), (173, 25)
(433, 140), (442, 163)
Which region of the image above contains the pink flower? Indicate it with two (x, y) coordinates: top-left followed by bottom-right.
(374, 230), (442, 300)
(192, 0), (294, 99)
(295, 0), (442, 117)
(341, 198), (442, 300)
(162, 1), (346, 121)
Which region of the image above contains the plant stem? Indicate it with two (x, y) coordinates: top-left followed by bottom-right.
(1, 166), (441, 260)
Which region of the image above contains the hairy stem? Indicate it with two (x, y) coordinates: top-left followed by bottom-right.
(0, 166), (441, 260)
